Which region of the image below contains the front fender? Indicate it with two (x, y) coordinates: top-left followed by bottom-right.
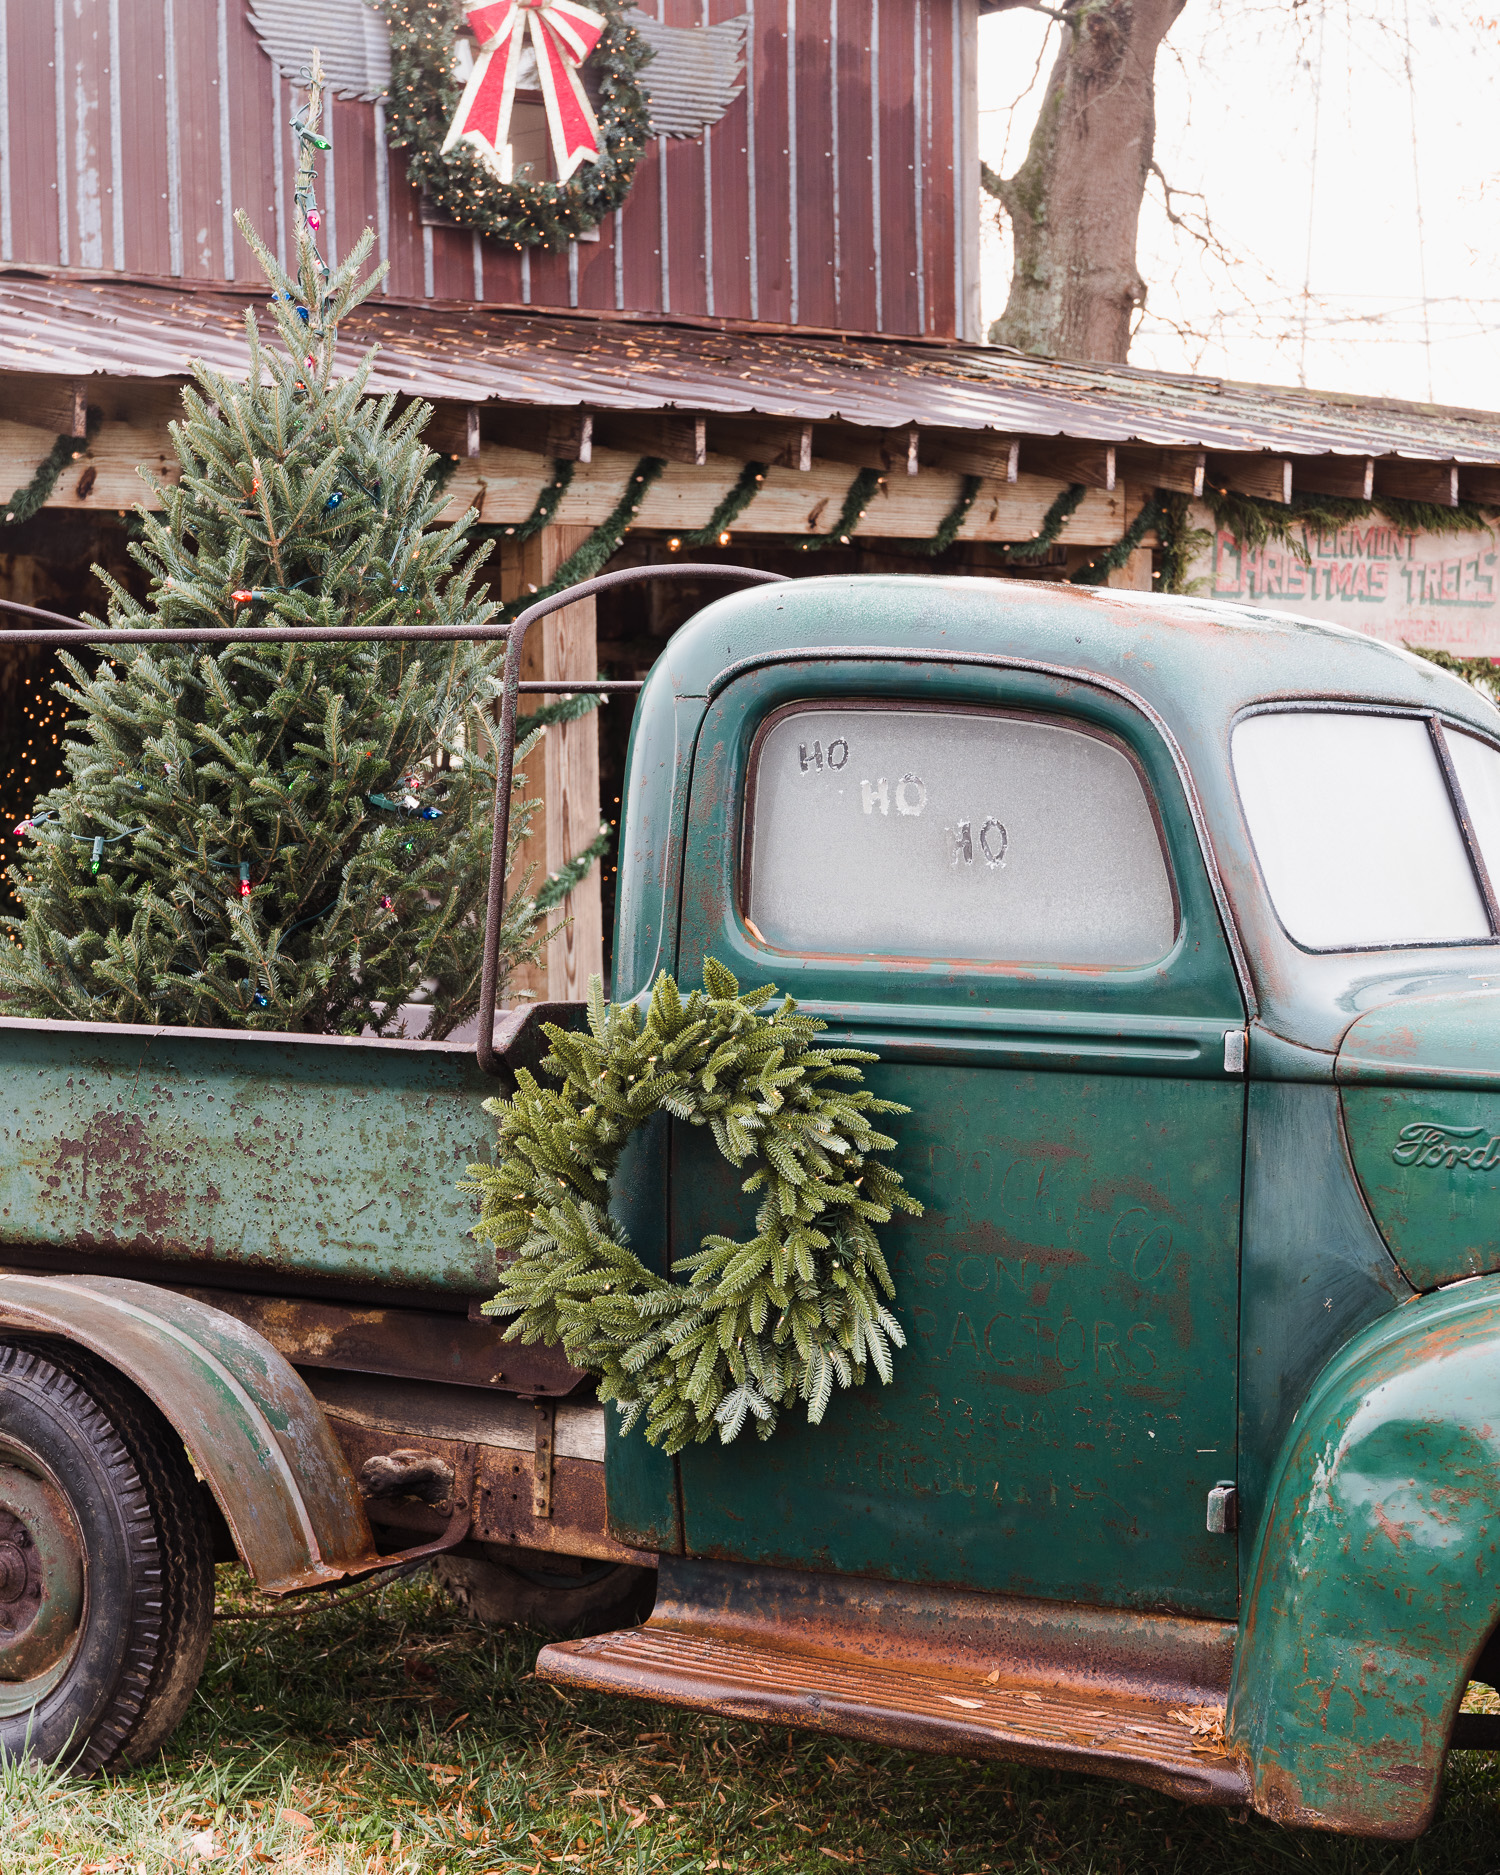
(1228, 1275), (1500, 1838)
(0, 1274), (382, 1593)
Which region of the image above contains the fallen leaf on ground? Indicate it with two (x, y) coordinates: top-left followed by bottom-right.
(279, 1809), (315, 1831)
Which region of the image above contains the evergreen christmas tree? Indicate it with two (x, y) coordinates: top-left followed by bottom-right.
(0, 78), (545, 1036)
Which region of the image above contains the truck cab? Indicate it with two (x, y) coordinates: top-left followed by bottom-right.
(538, 574), (1500, 1839)
(5, 572), (1500, 1838)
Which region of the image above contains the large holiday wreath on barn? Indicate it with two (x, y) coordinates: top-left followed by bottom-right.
(377, 0), (654, 250)
(466, 964), (923, 1453)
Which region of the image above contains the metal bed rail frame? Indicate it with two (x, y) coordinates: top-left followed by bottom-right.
(0, 562), (788, 1074)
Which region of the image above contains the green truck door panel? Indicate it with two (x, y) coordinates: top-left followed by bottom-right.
(668, 663), (1248, 1619)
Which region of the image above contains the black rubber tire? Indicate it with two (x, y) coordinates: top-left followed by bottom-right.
(435, 1554), (656, 1636)
(0, 1340), (214, 1771)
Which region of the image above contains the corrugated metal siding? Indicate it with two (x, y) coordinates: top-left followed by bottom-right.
(0, 0), (963, 337)
(5, 275), (1500, 462)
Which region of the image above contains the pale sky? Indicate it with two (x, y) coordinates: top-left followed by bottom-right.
(978, 3), (1500, 413)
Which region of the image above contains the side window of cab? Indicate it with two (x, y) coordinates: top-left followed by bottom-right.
(741, 704), (1178, 970)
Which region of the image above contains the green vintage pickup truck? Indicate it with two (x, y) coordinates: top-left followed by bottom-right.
(4, 571), (1500, 1839)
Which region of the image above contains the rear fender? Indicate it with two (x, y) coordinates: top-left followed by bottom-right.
(0, 1274), (383, 1593)
(1228, 1275), (1500, 1838)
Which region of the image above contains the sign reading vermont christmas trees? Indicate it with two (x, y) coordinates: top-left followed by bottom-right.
(1194, 514), (1500, 654)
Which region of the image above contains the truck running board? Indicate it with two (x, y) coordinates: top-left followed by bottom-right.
(538, 1558), (1249, 1808)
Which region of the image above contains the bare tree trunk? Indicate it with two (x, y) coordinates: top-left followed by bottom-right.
(986, 0), (1186, 363)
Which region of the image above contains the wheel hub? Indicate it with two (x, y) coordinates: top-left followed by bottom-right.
(0, 1465), (83, 1685)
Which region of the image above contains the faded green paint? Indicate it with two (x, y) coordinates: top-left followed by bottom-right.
(0, 1018), (500, 1296)
(1228, 1277), (1500, 1837)
(1237, 1082), (1411, 1543)
(673, 1064), (1244, 1615)
(1343, 1084), (1500, 1290)
(600, 1114), (682, 1554)
(666, 657), (1247, 1618)
(598, 577), (1500, 1836)
(1338, 989), (1500, 1291)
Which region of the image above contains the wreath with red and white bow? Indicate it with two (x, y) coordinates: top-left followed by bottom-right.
(378, 0), (653, 251)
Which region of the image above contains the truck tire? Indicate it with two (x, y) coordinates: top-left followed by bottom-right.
(436, 1554), (656, 1636)
(0, 1339), (214, 1771)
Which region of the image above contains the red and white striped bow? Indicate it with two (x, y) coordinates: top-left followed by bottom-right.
(442, 0), (608, 185)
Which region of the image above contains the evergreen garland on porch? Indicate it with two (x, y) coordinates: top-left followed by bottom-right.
(1205, 487), (1496, 559)
(3, 410), (103, 527)
(467, 961), (922, 1452)
(680, 461), (769, 545)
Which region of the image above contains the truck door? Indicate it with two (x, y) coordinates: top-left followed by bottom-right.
(667, 660), (1248, 1619)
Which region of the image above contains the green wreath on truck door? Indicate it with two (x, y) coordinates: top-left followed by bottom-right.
(465, 961), (922, 1453)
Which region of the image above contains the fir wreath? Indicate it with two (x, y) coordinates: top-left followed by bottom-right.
(466, 962), (923, 1452)
(377, 0), (654, 251)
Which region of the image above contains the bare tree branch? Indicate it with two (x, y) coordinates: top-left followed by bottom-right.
(1148, 160), (1237, 267)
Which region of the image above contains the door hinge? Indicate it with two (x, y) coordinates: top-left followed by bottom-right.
(1223, 1029), (1247, 1075)
(1206, 1481), (1239, 1535)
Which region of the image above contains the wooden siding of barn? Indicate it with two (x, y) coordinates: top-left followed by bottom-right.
(0, 0), (977, 339)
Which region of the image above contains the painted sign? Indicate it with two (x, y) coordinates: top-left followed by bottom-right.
(1191, 513), (1500, 654)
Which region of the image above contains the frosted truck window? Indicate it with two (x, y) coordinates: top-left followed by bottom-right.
(1447, 729), (1500, 891)
(1233, 711), (1489, 949)
(742, 707), (1176, 967)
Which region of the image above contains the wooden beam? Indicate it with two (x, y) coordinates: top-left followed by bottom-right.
(1374, 458), (1460, 506)
(921, 431), (1020, 482)
(591, 413), (707, 465)
(498, 527), (604, 1008)
(813, 424), (893, 471)
(1114, 446), (1204, 497)
(0, 375), (88, 437)
(893, 424), (920, 476)
(707, 417), (814, 470)
(1458, 466), (1500, 506)
(1293, 455), (1374, 501)
(1020, 440), (1116, 491)
(481, 408), (594, 462)
(1208, 453), (1293, 504)
(423, 402), (483, 458)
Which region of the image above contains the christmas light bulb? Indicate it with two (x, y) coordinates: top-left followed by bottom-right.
(239, 862), (251, 898)
(90, 835), (104, 874)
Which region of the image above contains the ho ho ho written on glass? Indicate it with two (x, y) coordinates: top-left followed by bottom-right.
(742, 708), (1177, 967)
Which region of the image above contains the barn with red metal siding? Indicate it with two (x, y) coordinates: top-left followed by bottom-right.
(2, 0), (1500, 994)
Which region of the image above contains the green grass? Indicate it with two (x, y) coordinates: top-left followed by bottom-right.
(5, 1569), (1500, 1875)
